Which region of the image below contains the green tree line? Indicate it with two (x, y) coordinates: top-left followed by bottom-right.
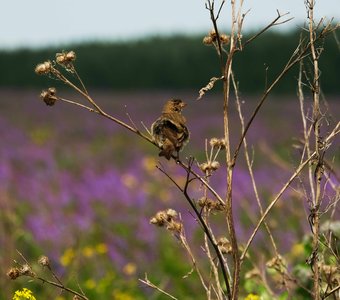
(0, 30), (339, 94)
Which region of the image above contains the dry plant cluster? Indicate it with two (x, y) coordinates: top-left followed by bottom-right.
(7, 0), (339, 299)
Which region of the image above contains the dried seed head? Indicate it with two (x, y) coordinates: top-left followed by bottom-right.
(220, 34), (230, 44)
(166, 208), (178, 219)
(150, 209), (181, 233)
(20, 264), (36, 277)
(56, 51), (76, 66)
(166, 221), (182, 233)
(35, 61), (52, 75)
(209, 29), (217, 40)
(217, 237), (232, 254)
(198, 197), (225, 212)
(56, 52), (67, 64)
(266, 255), (285, 271)
(199, 162), (210, 173)
(210, 161), (220, 171)
(6, 268), (21, 280)
(209, 138), (226, 149)
(198, 197), (213, 208)
(199, 161), (220, 175)
(48, 87), (56, 96)
(203, 36), (214, 45)
(150, 211), (168, 226)
(40, 88), (57, 106)
(245, 268), (261, 279)
(66, 51), (76, 61)
(38, 255), (50, 267)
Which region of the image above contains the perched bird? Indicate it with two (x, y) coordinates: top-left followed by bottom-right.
(151, 99), (190, 160)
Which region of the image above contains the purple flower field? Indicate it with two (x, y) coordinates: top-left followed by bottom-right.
(1, 88), (339, 299)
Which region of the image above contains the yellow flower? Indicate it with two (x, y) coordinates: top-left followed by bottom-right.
(84, 279), (96, 290)
(82, 246), (95, 258)
(96, 243), (108, 254)
(60, 248), (75, 267)
(244, 294), (260, 300)
(123, 262), (137, 276)
(142, 156), (157, 173)
(291, 243), (305, 258)
(12, 288), (37, 300)
(121, 174), (138, 189)
(112, 289), (134, 300)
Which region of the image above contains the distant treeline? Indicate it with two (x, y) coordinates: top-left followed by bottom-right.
(1, 30), (339, 94)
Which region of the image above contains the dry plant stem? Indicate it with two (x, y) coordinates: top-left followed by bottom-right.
(322, 284), (340, 299)
(307, 1), (323, 298)
(203, 233), (223, 300)
(139, 274), (178, 300)
(36, 276), (89, 300)
(15, 251), (88, 300)
(222, 1), (241, 298)
(241, 123), (339, 261)
(201, 166), (225, 300)
(232, 21), (339, 165)
(243, 11), (293, 47)
(232, 72), (279, 259)
(156, 162), (231, 299)
(298, 59), (316, 202)
(177, 225), (211, 298)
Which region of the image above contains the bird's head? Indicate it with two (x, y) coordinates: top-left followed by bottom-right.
(163, 98), (187, 113)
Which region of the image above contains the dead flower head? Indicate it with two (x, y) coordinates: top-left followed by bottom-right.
(150, 208), (182, 233)
(6, 267), (21, 280)
(40, 87), (57, 106)
(56, 51), (76, 67)
(217, 237), (232, 254)
(203, 30), (230, 46)
(198, 197), (225, 212)
(199, 160), (220, 175)
(20, 264), (36, 277)
(210, 137), (226, 149)
(35, 61), (52, 75)
(38, 255), (50, 267)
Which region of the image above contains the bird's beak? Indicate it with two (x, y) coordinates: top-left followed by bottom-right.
(180, 102), (187, 108)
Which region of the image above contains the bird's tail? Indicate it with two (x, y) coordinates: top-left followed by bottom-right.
(159, 139), (175, 160)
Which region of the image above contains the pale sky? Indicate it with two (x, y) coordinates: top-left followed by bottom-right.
(1, 0), (339, 49)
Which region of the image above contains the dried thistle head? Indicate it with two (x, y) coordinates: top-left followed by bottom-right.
(217, 237), (232, 254)
(38, 255), (50, 267)
(210, 137), (226, 149)
(150, 209), (182, 233)
(35, 61), (52, 75)
(40, 87), (58, 106)
(56, 51), (76, 67)
(245, 268), (261, 279)
(203, 36), (214, 45)
(6, 267), (21, 280)
(198, 197), (224, 212)
(203, 30), (230, 46)
(166, 220), (183, 233)
(266, 255), (286, 273)
(165, 208), (178, 219)
(150, 210), (169, 227)
(220, 34), (230, 45)
(199, 160), (220, 175)
(209, 29), (217, 40)
(19, 264), (36, 277)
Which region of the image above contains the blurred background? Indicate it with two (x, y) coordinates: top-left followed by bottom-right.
(0, 1), (339, 299)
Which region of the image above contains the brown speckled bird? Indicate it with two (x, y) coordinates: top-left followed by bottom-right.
(151, 99), (190, 160)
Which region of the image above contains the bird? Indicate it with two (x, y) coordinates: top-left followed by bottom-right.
(151, 98), (190, 160)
